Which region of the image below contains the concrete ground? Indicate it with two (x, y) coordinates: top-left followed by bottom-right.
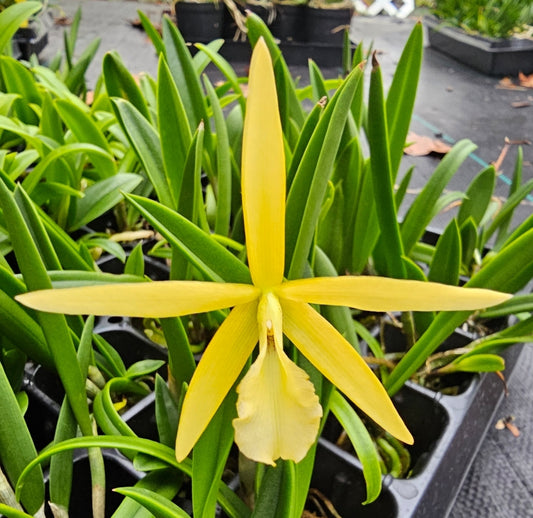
(38, 1), (533, 516)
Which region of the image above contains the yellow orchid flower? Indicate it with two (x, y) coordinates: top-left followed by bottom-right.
(17, 38), (511, 466)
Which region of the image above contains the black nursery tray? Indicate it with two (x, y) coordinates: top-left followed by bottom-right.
(315, 343), (524, 517)
(426, 17), (533, 76)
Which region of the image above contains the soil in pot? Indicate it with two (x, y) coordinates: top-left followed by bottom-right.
(306, 5), (353, 46)
(174, 2), (224, 43)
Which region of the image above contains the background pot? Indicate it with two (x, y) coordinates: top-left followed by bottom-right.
(175, 2), (224, 42)
(271, 4), (306, 42)
(306, 5), (353, 45)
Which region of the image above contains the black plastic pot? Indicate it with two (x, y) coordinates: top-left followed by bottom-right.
(245, 2), (276, 27)
(13, 26), (49, 61)
(426, 16), (533, 76)
(271, 4), (306, 42)
(175, 2), (224, 43)
(305, 6), (353, 46)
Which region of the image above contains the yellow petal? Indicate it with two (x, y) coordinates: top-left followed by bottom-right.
(16, 281), (260, 317)
(175, 300), (259, 461)
(242, 38), (285, 289)
(233, 293), (322, 465)
(276, 276), (511, 311)
(281, 298), (413, 445)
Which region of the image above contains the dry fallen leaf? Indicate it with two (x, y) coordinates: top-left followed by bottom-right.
(54, 16), (72, 26)
(518, 71), (533, 89)
(511, 101), (531, 108)
(404, 132), (451, 156)
(495, 415), (520, 437)
(85, 91), (94, 106)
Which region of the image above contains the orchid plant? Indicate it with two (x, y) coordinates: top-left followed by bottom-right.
(17, 39), (509, 469)
(1, 10), (532, 518)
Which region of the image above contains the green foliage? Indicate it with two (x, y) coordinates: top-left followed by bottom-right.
(432, 0), (533, 38)
(0, 8), (532, 518)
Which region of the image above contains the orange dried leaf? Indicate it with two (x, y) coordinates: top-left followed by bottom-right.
(518, 72), (533, 89)
(404, 132), (451, 156)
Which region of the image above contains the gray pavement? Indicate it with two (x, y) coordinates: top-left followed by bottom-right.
(38, 2), (533, 516)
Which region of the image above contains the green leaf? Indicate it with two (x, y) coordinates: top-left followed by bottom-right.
(49, 316), (95, 511)
(0, 505), (34, 518)
(483, 176), (533, 249)
(22, 143), (117, 196)
(329, 390), (382, 504)
(401, 139), (477, 254)
(314, 246), (360, 352)
(124, 193), (251, 284)
(137, 10), (164, 55)
(386, 228), (533, 396)
(204, 75), (232, 237)
(286, 65), (363, 279)
(93, 378), (149, 438)
(157, 55), (191, 203)
(161, 16), (208, 134)
(286, 99), (324, 188)
(103, 51), (150, 121)
(154, 375), (180, 448)
(479, 293), (533, 318)
(195, 42), (245, 112)
(0, 57), (41, 124)
(124, 243), (145, 277)
(64, 37), (101, 95)
(457, 166), (496, 227)
(125, 360), (166, 379)
(367, 58), (405, 278)
(113, 487), (190, 518)
(0, 288), (51, 368)
(192, 388), (237, 518)
(0, 181), (92, 435)
(386, 22), (423, 176)
(460, 217), (478, 270)
(0, 362), (44, 514)
(111, 467), (182, 518)
(448, 353), (505, 373)
(494, 147), (523, 248)
(15, 436), (250, 518)
(428, 219), (461, 285)
(70, 172), (142, 231)
(112, 98), (175, 209)
(252, 461), (296, 518)
(54, 99), (116, 178)
(350, 161), (379, 274)
(0, 2), (42, 55)
(32, 65), (88, 109)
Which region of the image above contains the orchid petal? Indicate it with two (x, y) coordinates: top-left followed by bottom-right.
(241, 38), (285, 288)
(277, 276), (511, 312)
(233, 293), (322, 465)
(175, 300), (259, 461)
(17, 282), (260, 317)
(281, 298), (413, 445)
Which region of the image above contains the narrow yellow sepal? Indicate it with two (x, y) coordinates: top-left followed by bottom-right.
(241, 38), (286, 289)
(175, 300), (259, 461)
(16, 282), (260, 317)
(276, 276), (511, 312)
(281, 298), (414, 445)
